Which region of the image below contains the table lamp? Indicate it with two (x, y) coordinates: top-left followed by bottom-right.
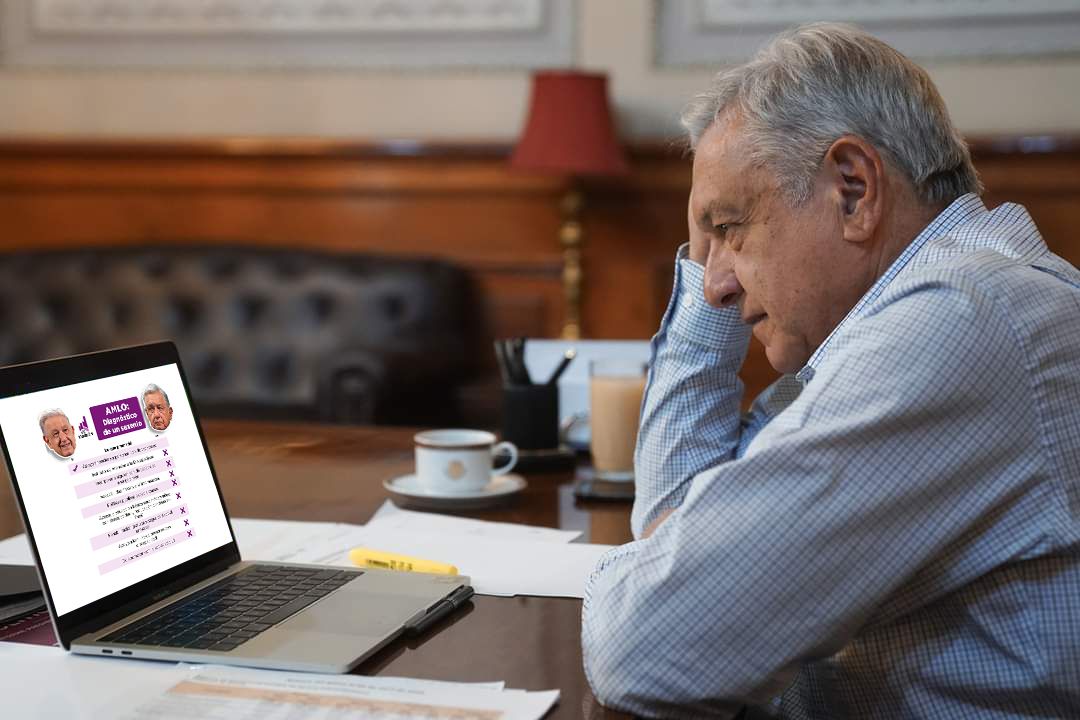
(510, 70), (628, 339)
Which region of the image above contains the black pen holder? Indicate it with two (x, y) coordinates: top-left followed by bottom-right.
(501, 383), (559, 451)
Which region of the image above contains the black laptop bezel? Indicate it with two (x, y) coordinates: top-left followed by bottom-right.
(0, 341), (241, 648)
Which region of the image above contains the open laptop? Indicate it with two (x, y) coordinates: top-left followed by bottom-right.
(0, 341), (472, 672)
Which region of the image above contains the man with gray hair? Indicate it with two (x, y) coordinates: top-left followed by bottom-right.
(143, 383), (174, 432)
(39, 409), (76, 458)
(582, 23), (1080, 719)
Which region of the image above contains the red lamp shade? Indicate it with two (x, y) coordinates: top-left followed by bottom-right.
(510, 71), (628, 176)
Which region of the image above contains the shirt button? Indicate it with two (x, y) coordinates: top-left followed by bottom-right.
(681, 294), (695, 309)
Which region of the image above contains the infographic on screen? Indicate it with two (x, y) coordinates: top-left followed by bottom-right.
(0, 364), (232, 615)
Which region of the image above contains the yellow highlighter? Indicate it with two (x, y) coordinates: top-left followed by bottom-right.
(349, 547), (458, 576)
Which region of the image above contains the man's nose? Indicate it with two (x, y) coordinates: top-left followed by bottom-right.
(703, 248), (743, 308)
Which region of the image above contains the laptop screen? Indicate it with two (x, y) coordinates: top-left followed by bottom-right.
(0, 362), (233, 616)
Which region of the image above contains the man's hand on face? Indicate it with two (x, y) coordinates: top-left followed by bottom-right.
(688, 193), (709, 266)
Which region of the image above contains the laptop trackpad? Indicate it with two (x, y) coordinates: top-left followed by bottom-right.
(280, 587), (420, 637)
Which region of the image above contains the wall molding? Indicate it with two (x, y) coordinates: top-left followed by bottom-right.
(656, 0), (1080, 65)
(2, 0), (575, 69)
(32, 0), (545, 34)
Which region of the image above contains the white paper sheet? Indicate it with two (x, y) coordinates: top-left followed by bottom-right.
(0, 643), (184, 719)
(2, 515), (613, 598)
(231, 519), (368, 566)
(120, 664), (559, 720)
(230, 517), (610, 598)
(0, 646), (554, 720)
(369, 500), (582, 543)
(319, 525), (611, 598)
(0, 532), (32, 564)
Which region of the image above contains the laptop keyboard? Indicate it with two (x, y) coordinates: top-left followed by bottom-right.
(101, 565), (362, 652)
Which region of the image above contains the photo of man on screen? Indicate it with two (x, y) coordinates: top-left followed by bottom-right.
(39, 409), (76, 459)
(142, 383), (174, 432)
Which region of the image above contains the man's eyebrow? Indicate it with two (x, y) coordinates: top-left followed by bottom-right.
(697, 200), (742, 227)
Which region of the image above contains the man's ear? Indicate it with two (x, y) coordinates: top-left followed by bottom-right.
(823, 135), (884, 244)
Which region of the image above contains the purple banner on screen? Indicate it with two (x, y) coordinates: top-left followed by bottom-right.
(89, 397), (146, 440)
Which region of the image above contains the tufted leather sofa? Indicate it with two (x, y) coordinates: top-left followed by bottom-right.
(0, 246), (474, 425)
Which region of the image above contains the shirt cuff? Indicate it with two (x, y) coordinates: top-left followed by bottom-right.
(582, 541), (642, 615)
(667, 244), (751, 349)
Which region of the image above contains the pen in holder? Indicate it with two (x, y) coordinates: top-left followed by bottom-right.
(495, 341), (577, 469)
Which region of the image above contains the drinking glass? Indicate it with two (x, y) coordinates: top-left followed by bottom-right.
(588, 359), (647, 481)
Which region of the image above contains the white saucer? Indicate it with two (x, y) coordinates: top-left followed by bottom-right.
(383, 473), (527, 510)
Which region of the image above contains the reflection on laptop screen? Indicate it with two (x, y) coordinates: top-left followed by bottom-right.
(0, 363), (232, 616)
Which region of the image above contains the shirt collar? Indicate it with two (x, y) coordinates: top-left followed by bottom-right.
(794, 193), (988, 385)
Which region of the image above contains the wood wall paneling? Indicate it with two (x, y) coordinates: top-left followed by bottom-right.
(0, 137), (1076, 408)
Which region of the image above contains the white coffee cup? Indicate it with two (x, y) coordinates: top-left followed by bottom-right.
(413, 429), (518, 495)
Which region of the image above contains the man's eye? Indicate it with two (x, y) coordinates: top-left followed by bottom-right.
(715, 223), (729, 234)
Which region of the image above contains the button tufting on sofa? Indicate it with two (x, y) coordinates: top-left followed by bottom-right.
(0, 245), (474, 426)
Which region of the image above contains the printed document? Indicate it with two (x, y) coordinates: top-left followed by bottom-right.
(369, 500), (582, 543)
(120, 665), (559, 720)
(0, 509), (614, 598)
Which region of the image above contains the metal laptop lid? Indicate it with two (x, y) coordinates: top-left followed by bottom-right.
(0, 342), (241, 647)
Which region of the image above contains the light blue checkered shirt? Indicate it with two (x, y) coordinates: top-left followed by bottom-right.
(581, 194), (1080, 719)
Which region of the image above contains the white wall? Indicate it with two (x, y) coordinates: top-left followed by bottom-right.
(0, 0), (1077, 140)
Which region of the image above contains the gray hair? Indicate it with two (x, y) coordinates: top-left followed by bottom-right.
(681, 22), (981, 206)
(39, 409), (69, 434)
(143, 384), (170, 407)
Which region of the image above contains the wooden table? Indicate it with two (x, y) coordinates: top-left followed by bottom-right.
(0, 419), (635, 719)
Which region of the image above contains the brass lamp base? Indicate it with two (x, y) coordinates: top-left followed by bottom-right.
(559, 186), (584, 340)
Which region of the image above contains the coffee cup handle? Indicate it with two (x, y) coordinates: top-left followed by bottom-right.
(492, 441), (519, 476)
